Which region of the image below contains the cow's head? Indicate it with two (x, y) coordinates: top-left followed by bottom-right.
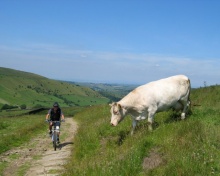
(109, 102), (125, 126)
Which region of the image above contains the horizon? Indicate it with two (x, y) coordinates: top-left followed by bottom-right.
(1, 1), (220, 88)
(1, 66), (216, 88)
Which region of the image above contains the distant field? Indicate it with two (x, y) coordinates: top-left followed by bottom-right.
(69, 82), (138, 101)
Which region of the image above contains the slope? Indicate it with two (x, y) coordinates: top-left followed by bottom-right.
(0, 67), (109, 108)
(63, 85), (220, 175)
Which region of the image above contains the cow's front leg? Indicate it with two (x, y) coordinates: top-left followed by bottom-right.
(147, 112), (155, 131)
(131, 119), (138, 135)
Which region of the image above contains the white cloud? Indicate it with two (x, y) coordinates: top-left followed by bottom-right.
(0, 43), (219, 87)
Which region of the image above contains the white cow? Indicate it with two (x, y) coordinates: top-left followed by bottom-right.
(110, 75), (191, 135)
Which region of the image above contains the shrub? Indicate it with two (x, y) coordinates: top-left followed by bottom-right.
(1, 104), (17, 110)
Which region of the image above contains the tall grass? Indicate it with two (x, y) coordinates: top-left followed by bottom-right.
(0, 115), (45, 154)
(63, 85), (220, 175)
(0, 114), (47, 175)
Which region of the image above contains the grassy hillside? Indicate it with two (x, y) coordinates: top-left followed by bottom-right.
(63, 85), (220, 175)
(69, 82), (137, 102)
(0, 67), (109, 109)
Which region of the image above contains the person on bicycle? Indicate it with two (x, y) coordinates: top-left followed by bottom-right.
(45, 102), (65, 143)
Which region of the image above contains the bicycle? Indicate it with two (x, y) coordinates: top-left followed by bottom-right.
(46, 120), (64, 151)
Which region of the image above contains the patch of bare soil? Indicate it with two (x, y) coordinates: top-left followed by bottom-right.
(142, 148), (164, 170)
(0, 117), (78, 176)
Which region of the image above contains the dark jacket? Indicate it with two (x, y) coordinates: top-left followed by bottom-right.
(49, 108), (62, 121)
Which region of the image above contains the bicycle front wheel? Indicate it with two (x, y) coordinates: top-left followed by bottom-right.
(53, 131), (57, 151)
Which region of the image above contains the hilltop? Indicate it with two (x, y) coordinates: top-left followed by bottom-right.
(0, 67), (109, 109)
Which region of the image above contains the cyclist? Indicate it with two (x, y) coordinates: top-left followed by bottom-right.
(46, 102), (65, 143)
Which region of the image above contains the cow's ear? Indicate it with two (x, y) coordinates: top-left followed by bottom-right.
(117, 103), (122, 109)
(109, 102), (116, 107)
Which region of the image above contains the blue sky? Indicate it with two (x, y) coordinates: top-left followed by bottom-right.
(0, 0), (220, 87)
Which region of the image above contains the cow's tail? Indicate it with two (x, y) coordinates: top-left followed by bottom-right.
(187, 78), (192, 114)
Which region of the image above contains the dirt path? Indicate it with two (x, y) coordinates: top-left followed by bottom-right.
(0, 117), (78, 176)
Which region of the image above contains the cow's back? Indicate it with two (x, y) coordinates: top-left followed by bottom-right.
(120, 75), (190, 110)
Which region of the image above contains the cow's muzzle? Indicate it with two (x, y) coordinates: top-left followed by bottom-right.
(110, 123), (115, 126)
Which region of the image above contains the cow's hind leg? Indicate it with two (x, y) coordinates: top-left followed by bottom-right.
(180, 87), (191, 120)
(131, 119), (138, 135)
(180, 100), (190, 120)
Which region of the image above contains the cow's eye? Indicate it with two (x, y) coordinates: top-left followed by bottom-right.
(113, 111), (119, 115)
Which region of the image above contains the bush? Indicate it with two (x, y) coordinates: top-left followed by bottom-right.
(1, 104), (17, 110)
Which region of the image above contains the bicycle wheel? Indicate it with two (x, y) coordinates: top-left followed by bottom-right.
(53, 131), (57, 151)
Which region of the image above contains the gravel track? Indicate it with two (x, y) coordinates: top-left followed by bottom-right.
(0, 117), (78, 176)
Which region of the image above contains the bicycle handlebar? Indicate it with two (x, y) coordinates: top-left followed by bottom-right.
(45, 120), (65, 123)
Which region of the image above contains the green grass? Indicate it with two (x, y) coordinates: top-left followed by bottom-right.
(0, 107), (85, 154)
(0, 109), (33, 117)
(17, 162), (31, 176)
(0, 161), (8, 175)
(61, 94), (109, 106)
(1, 68), (219, 175)
(0, 106), (84, 176)
(0, 67), (109, 108)
(63, 85), (220, 176)
(0, 115), (46, 154)
(0, 114), (48, 176)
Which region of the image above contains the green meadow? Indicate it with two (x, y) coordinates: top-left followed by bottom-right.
(0, 67), (109, 108)
(63, 85), (220, 176)
(1, 67), (220, 175)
